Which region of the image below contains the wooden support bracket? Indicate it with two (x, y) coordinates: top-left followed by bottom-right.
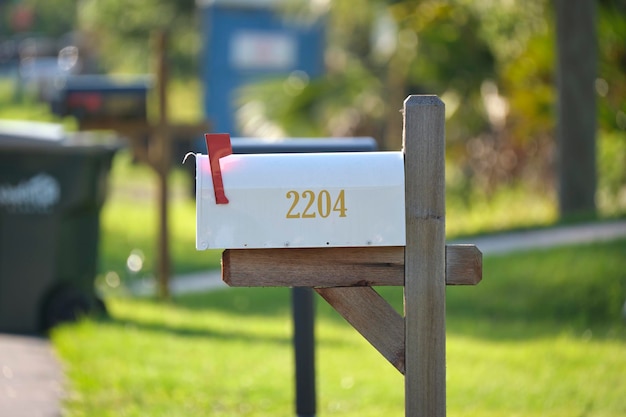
(315, 286), (406, 374)
(220, 244), (481, 372)
(215, 96), (481, 417)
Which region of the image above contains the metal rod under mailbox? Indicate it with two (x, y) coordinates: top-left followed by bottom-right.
(229, 136), (379, 417)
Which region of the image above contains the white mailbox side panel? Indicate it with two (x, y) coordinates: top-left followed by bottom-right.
(196, 151), (405, 249)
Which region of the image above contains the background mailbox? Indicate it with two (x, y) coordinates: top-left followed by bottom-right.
(50, 74), (151, 125)
(196, 136), (406, 249)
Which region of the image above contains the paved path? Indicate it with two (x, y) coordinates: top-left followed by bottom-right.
(451, 219), (626, 255)
(0, 334), (64, 417)
(1, 219), (625, 416)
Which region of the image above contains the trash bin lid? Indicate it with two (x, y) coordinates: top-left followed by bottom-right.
(0, 120), (122, 153)
(0, 120), (66, 147)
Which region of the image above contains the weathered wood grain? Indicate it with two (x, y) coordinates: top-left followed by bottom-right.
(403, 95), (446, 417)
(445, 244), (482, 285)
(222, 246), (404, 287)
(222, 244), (481, 288)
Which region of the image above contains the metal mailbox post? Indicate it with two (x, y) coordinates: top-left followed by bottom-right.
(195, 96), (483, 417)
(50, 75), (151, 125)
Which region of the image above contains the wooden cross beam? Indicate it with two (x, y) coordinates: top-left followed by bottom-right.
(223, 245), (481, 288)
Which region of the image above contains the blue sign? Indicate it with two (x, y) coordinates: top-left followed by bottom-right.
(198, 0), (325, 135)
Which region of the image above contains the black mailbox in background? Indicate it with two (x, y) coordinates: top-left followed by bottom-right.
(50, 75), (151, 125)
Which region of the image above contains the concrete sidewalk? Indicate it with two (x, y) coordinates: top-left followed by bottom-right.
(451, 219), (626, 255)
(2, 219), (625, 417)
(0, 333), (64, 417)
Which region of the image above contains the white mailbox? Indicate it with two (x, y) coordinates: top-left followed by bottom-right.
(196, 134), (406, 249)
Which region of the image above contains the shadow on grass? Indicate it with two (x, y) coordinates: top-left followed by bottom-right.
(91, 294), (290, 345)
(98, 287), (363, 349)
(172, 287), (292, 316)
(97, 312), (293, 347)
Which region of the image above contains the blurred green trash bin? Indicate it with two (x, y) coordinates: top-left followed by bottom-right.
(0, 121), (120, 333)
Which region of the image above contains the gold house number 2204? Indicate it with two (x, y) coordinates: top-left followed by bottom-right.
(286, 189), (347, 219)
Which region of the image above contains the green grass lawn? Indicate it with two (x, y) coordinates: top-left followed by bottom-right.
(4, 77), (625, 416)
(52, 238), (626, 417)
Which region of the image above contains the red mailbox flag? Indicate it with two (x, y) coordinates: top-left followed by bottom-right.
(205, 133), (232, 204)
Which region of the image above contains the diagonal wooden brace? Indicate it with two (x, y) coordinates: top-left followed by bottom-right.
(316, 286), (406, 374)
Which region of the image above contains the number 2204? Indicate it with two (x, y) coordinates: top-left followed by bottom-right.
(286, 189), (347, 219)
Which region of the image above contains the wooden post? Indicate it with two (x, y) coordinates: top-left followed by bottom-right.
(403, 96), (446, 416)
(154, 30), (171, 299)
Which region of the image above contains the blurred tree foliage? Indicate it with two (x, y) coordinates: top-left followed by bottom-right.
(596, 0), (626, 213)
(77, 0), (199, 76)
(597, 0), (626, 133)
(239, 0), (498, 149)
(3, 0), (625, 212)
(1, 0), (199, 76)
(239, 0), (546, 189)
(0, 0), (76, 37)
(238, 0), (625, 209)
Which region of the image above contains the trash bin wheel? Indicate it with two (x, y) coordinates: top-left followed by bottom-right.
(40, 285), (94, 331)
